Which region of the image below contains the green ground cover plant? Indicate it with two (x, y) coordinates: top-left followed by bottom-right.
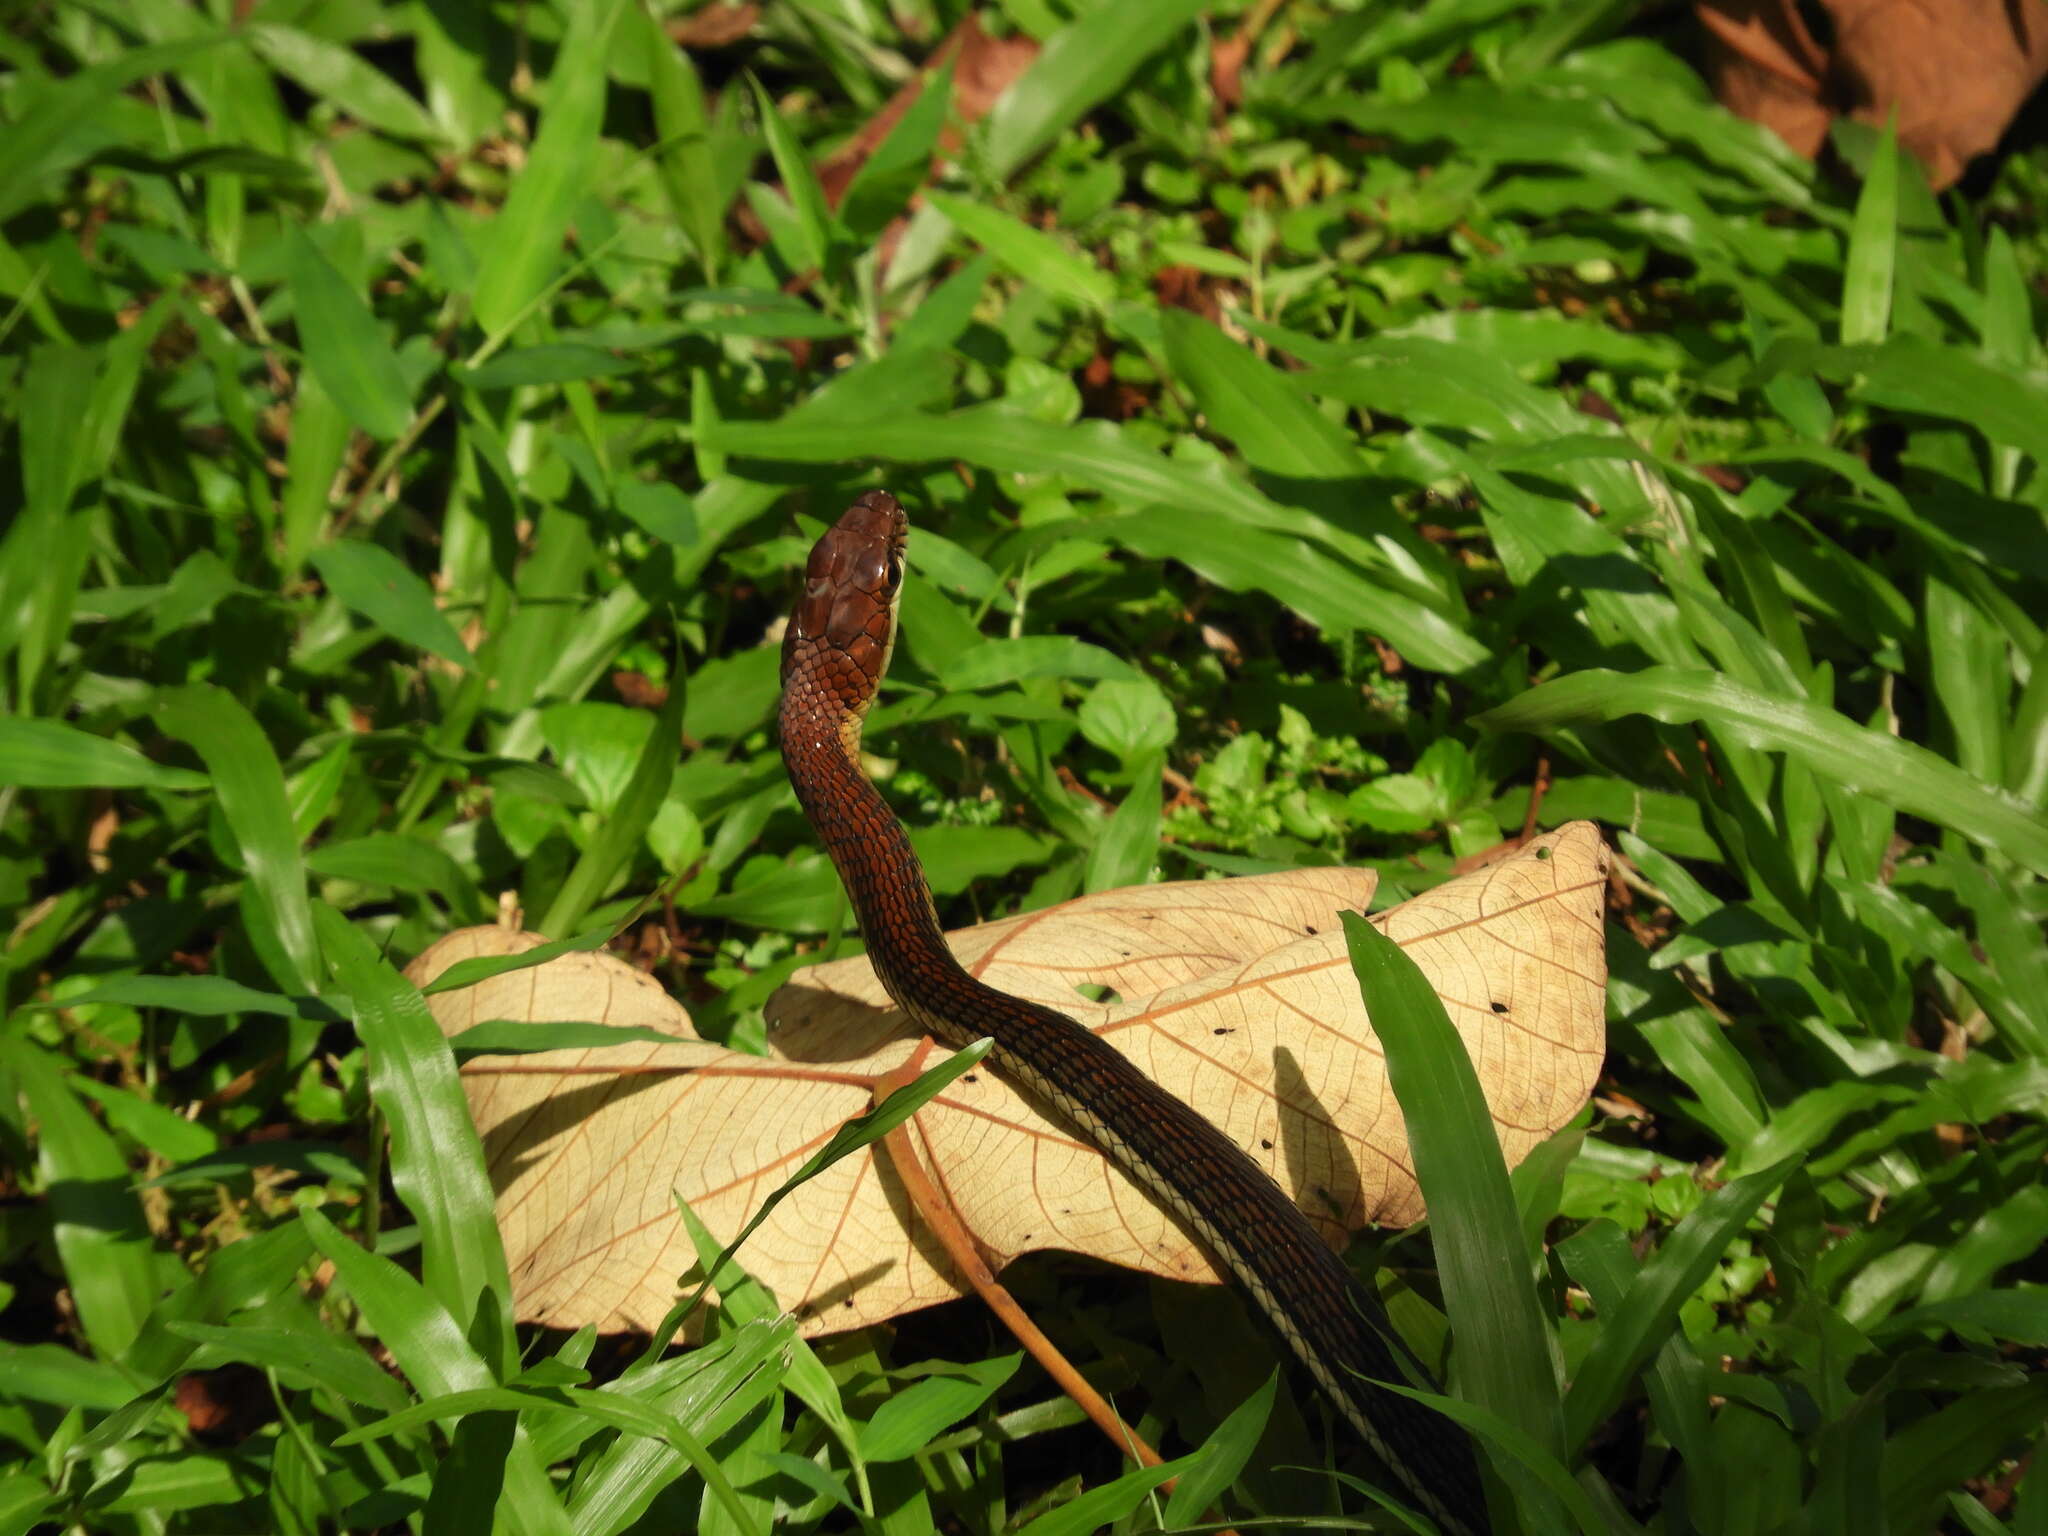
(3, 0), (2046, 1531)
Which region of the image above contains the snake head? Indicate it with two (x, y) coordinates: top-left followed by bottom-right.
(783, 490), (909, 706)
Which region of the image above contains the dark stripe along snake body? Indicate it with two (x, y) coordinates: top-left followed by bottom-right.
(780, 491), (1486, 1534)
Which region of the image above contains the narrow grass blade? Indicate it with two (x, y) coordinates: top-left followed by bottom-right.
(419, 926), (613, 995)
(1162, 1370), (1277, 1528)
(646, 1038), (994, 1349)
(283, 226), (413, 441)
(312, 903), (512, 1347)
(246, 24), (443, 144)
(643, 4), (723, 280)
(309, 541), (474, 671)
(155, 684), (321, 989)
(839, 58), (952, 238)
(0, 36), (226, 221)
(978, 0), (1206, 179)
(747, 73), (837, 277)
(1840, 118), (1898, 346)
(1365, 1379), (1611, 1535)
(1557, 1221), (1714, 1490)
(471, 0), (629, 336)
(1160, 307), (1366, 478)
(123, 1224), (316, 1385)
(1560, 1157), (1796, 1453)
(298, 1207), (573, 1536)
(1475, 667), (2048, 875)
(1341, 913), (1565, 1483)
(6, 1037), (157, 1365)
(857, 1355), (1020, 1462)
(0, 718), (207, 790)
(928, 193), (1112, 311)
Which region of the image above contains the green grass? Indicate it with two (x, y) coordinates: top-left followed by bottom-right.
(3, 1), (2047, 1532)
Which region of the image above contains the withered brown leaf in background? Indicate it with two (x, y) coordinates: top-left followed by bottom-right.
(1699, 0), (2048, 189)
(408, 823), (1608, 1337)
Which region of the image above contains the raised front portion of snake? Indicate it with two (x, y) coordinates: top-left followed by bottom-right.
(780, 490), (1486, 1535)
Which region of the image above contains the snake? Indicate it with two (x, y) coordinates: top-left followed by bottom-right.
(779, 490), (1487, 1534)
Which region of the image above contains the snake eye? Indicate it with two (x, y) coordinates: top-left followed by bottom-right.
(885, 550), (905, 592)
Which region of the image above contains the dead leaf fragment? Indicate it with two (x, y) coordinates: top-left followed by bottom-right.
(412, 824), (1609, 1336)
(1698, 0), (2048, 189)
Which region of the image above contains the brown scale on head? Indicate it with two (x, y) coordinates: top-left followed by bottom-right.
(780, 490), (909, 749)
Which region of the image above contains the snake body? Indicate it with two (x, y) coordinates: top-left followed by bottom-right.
(779, 491), (1486, 1534)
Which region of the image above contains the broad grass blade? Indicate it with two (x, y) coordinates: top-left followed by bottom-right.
(313, 903), (512, 1349)
(1341, 912), (1563, 1517)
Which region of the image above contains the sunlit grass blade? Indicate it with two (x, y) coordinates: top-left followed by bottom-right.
(1084, 749), (1161, 893)
(1840, 118), (1898, 346)
(978, 0), (1206, 179)
(312, 903), (511, 1347)
(471, 0), (630, 337)
(1341, 912), (1561, 1520)
(1476, 667), (2048, 875)
(928, 193), (1113, 311)
(746, 73), (838, 279)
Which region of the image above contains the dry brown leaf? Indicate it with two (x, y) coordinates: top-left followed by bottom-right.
(1698, 0), (2048, 189)
(411, 822), (1608, 1336)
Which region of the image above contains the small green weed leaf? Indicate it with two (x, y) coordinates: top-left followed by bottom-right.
(283, 227), (413, 440)
(1077, 677), (1175, 764)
